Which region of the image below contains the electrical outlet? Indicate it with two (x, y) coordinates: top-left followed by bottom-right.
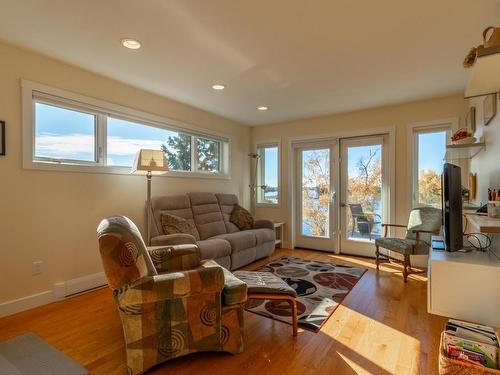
(32, 261), (42, 275)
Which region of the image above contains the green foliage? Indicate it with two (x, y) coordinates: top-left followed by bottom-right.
(161, 134), (191, 171)
(197, 138), (220, 172)
(161, 134), (220, 172)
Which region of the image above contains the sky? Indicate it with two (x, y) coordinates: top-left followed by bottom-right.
(35, 102), (178, 166)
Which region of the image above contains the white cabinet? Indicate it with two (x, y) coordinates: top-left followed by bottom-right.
(427, 242), (500, 327)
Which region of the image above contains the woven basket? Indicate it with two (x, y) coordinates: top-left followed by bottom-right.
(439, 332), (500, 375)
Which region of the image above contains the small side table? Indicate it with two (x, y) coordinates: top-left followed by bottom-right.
(274, 222), (285, 248)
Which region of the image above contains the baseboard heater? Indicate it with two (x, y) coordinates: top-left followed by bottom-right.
(53, 272), (108, 299)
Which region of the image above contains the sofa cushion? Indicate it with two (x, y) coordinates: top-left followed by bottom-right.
(216, 193), (240, 233)
(197, 238), (232, 260)
(247, 228), (275, 245)
(230, 204), (254, 231)
(213, 231), (257, 253)
(188, 192), (227, 240)
(160, 214), (200, 241)
(151, 195), (199, 239)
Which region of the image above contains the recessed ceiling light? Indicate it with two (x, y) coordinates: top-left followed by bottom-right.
(212, 84), (226, 90)
(257, 106), (269, 111)
(121, 38), (142, 50)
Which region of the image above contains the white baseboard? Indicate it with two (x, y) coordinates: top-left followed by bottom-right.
(0, 290), (53, 318)
(53, 271), (107, 299)
(0, 271), (107, 318)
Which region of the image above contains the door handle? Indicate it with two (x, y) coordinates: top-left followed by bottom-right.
(330, 191), (336, 202)
(340, 202), (347, 207)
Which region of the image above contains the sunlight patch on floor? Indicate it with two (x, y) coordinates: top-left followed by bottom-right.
(323, 305), (421, 374)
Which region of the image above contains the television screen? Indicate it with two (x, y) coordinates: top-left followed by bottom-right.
(442, 163), (463, 252)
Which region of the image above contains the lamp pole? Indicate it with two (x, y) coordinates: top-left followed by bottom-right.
(146, 170), (152, 245)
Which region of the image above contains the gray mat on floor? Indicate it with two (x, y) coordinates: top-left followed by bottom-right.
(0, 332), (88, 375)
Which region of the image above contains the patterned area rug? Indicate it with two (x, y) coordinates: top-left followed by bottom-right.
(245, 256), (366, 332)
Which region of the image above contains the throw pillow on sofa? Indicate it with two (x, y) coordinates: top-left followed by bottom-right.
(160, 214), (200, 240)
(230, 204), (254, 231)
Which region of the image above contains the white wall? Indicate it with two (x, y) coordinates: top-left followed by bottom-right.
(0, 40), (250, 306)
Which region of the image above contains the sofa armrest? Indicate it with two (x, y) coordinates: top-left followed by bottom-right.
(148, 244), (201, 272)
(151, 233), (197, 246)
(117, 262), (224, 307)
(253, 219), (274, 231)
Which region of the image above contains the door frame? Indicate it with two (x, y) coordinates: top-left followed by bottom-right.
(288, 126), (396, 254)
(293, 139), (338, 251)
(339, 134), (390, 256)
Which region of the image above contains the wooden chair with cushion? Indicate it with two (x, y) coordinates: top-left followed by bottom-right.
(374, 207), (442, 282)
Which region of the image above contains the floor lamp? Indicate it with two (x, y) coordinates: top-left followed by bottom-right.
(131, 149), (169, 245)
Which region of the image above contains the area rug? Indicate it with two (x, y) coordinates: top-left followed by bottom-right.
(0, 333), (88, 375)
(245, 256), (366, 332)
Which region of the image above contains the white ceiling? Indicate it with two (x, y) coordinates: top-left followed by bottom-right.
(0, 0), (499, 125)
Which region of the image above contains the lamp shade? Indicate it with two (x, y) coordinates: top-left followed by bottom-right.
(131, 149), (169, 175)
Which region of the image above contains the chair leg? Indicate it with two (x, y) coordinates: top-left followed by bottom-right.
(290, 298), (298, 337)
(403, 254), (409, 283)
(375, 245), (380, 270)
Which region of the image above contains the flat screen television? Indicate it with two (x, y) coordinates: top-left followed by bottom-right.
(442, 163), (463, 252)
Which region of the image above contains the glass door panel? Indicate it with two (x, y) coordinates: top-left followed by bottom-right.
(295, 144), (337, 252)
(340, 136), (388, 256)
(301, 149), (330, 238)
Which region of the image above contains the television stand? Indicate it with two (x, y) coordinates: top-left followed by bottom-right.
(427, 236), (500, 327)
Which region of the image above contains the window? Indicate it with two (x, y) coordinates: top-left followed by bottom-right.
(35, 102), (97, 163)
(25, 81), (229, 176)
(256, 143), (280, 205)
(412, 127), (450, 208)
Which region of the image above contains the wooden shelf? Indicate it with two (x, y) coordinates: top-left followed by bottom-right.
(445, 141), (485, 160)
(465, 213), (500, 234)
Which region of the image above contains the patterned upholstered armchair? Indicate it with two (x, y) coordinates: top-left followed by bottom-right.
(97, 216), (247, 375)
(375, 207), (442, 282)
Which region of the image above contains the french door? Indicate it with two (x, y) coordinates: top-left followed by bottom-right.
(339, 136), (389, 257)
(294, 142), (338, 252)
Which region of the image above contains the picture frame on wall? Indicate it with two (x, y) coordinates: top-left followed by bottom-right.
(0, 121), (4, 156)
(483, 93), (497, 126)
(465, 106), (476, 133)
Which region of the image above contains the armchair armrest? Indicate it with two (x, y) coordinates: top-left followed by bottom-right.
(381, 223), (407, 228)
(148, 244), (201, 272)
(253, 219), (274, 230)
(151, 233), (197, 246)
(117, 262), (224, 307)
(381, 223), (407, 237)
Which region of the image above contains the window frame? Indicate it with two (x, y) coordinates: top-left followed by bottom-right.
(408, 119), (456, 209)
(255, 140), (281, 207)
(22, 80), (230, 179)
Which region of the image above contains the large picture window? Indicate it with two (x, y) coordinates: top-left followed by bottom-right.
(256, 143), (280, 205)
(25, 81), (228, 177)
(412, 126), (450, 208)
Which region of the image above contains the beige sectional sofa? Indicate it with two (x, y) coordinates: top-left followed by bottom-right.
(150, 192), (275, 270)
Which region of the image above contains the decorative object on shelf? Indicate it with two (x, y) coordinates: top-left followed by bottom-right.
(464, 26), (500, 98)
(451, 128), (475, 145)
(461, 186), (471, 202)
(483, 93), (497, 126)
(466, 106), (477, 133)
(463, 26), (500, 68)
(0, 121), (4, 156)
(131, 149), (169, 245)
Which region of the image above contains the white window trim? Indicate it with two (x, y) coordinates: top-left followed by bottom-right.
(407, 118), (458, 209)
(255, 139), (281, 208)
(22, 80), (231, 179)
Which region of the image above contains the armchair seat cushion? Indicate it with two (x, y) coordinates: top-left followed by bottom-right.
(213, 232), (257, 253)
(375, 237), (429, 255)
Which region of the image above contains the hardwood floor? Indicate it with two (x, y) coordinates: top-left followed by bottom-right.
(0, 249), (447, 374)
